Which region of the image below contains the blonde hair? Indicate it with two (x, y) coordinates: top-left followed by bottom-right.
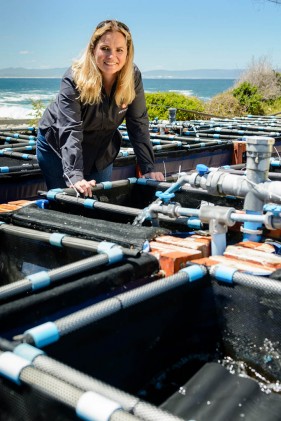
(72, 20), (135, 107)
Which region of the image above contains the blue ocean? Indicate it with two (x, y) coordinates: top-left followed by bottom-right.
(0, 78), (236, 119)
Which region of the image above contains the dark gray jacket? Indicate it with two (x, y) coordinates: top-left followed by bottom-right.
(39, 65), (155, 184)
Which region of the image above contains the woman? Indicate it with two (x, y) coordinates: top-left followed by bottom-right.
(36, 19), (164, 197)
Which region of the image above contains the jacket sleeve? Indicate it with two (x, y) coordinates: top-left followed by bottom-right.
(57, 70), (84, 185)
(125, 66), (155, 175)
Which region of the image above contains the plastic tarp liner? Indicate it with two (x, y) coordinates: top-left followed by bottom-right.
(160, 362), (281, 421)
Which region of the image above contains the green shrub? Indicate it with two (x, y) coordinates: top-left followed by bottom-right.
(204, 91), (245, 118)
(263, 97), (281, 116)
(28, 99), (45, 127)
(145, 92), (204, 120)
(232, 82), (264, 115)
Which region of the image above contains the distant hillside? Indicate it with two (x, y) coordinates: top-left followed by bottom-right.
(142, 69), (243, 79)
(0, 67), (243, 79)
(0, 67), (67, 78)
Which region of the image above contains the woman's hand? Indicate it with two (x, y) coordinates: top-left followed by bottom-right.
(73, 179), (96, 197)
(142, 172), (165, 181)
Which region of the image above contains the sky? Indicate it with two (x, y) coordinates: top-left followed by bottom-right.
(0, 0), (280, 72)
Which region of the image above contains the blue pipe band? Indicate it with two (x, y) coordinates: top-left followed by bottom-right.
(27, 271), (51, 291)
(24, 322), (60, 347)
(0, 166), (9, 173)
(180, 265), (205, 282)
(13, 134), (19, 138)
(123, 135), (129, 141)
(152, 140), (161, 144)
(213, 134), (220, 139)
(84, 198), (96, 208)
(76, 391), (121, 421)
(28, 140), (36, 145)
(25, 146), (33, 150)
(101, 181), (112, 190)
(214, 265), (236, 283)
(119, 151), (128, 156)
(155, 145), (163, 150)
(243, 211), (262, 242)
(28, 136), (36, 140)
(5, 137), (11, 142)
(49, 232), (66, 247)
(127, 177), (137, 184)
(0, 352), (31, 385)
(97, 241), (123, 265)
(187, 217), (201, 229)
(22, 154), (30, 160)
(142, 240), (150, 252)
(199, 142), (206, 147)
(47, 188), (64, 200)
(14, 343), (45, 362)
(136, 178), (147, 185)
(271, 160), (281, 167)
(222, 165), (231, 169)
(35, 199), (49, 209)
(0, 151), (4, 155)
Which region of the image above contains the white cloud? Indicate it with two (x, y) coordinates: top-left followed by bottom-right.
(19, 50), (31, 55)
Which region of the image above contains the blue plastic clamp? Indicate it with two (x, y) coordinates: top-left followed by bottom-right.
(187, 217), (201, 229)
(127, 177), (137, 184)
(137, 178), (147, 185)
(49, 233), (66, 247)
(84, 198), (96, 208)
(214, 265), (236, 283)
(47, 188), (64, 200)
(35, 199), (49, 209)
(0, 166), (9, 173)
(14, 343), (45, 362)
(180, 265), (205, 282)
(101, 181), (112, 190)
(24, 322), (60, 347)
(27, 271), (51, 291)
(97, 241), (123, 265)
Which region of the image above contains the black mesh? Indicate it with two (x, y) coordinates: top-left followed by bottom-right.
(4, 277), (279, 421)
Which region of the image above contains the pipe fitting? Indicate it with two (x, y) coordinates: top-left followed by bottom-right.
(199, 205), (236, 227)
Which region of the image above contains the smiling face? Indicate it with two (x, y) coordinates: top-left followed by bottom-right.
(93, 31), (128, 81)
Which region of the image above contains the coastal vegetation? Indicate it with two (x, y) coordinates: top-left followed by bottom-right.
(145, 57), (281, 120)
